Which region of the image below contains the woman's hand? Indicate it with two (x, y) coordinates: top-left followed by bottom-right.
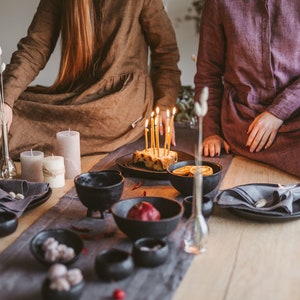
(246, 111), (283, 152)
(201, 134), (230, 157)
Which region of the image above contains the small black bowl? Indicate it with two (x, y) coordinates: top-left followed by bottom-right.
(74, 170), (124, 218)
(167, 160), (222, 196)
(111, 197), (183, 240)
(183, 196), (214, 219)
(42, 278), (84, 300)
(132, 237), (169, 268)
(0, 211), (18, 238)
(94, 248), (134, 281)
(30, 228), (84, 266)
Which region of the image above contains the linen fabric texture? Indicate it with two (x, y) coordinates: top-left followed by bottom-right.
(195, 0), (300, 177)
(3, 0), (181, 160)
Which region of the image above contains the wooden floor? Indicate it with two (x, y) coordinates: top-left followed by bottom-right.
(1, 154), (300, 300)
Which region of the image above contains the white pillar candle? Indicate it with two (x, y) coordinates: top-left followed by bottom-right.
(20, 150), (44, 182)
(43, 155), (65, 188)
(56, 130), (81, 179)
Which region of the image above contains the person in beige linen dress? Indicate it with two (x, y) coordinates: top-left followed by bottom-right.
(2, 0), (181, 159)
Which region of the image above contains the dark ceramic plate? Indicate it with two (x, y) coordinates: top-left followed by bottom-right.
(30, 228), (84, 266)
(115, 151), (194, 180)
(26, 188), (52, 211)
(229, 208), (300, 223)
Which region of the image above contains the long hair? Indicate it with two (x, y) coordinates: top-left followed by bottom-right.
(50, 0), (95, 92)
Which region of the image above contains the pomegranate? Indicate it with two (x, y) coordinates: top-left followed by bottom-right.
(127, 201), (161, 221)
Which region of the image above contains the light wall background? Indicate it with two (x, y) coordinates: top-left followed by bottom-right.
(0, 0), (199, 87)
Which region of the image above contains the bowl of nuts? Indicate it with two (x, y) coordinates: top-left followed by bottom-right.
(30, 228), (84, 266)
(41, 263), (84, 300)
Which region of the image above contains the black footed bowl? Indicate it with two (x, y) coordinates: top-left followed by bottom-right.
(183, 196), (214, 219)
(74, 170), (124, 218)
(111, 197), (183, 240)
(132, 237), (169, 268)
(95, 248), (134, 282)
(167, 160), (222, 196)
(0, 211), (18, 238)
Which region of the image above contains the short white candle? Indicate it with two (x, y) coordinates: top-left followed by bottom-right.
(56, 130), (81, 179)
(20, 150), (44, 182)
(43, 155), (65, 188)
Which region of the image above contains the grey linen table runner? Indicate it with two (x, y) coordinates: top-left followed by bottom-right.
(0, 180), (50, 216)
(217, 183), (300, 216)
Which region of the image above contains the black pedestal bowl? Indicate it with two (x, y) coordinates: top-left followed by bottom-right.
(74, 170), (124, 218)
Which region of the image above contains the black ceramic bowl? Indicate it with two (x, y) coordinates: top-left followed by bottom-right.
(167, 160), (222, 196)
(183, 196), (214, 219)
(42, 278), (84, 300)
(0, 211), (18, 237)
(111, 197), (183, 240)
(95, 248), (134, 281)
(132, 237), (169, 268)
(74, 170), (124, 218)
(30, 228), (84, 266)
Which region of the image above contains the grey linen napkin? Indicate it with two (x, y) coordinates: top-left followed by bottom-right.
(217, 183), (300, 216)
(0, 180), (50, 217)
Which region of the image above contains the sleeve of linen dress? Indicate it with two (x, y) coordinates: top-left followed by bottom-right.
(3, 0), (61, 108)
(140, 0), (181, 110)
(194, 0), (225, 138)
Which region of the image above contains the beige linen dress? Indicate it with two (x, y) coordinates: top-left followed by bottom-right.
(3, 0), (181, 160)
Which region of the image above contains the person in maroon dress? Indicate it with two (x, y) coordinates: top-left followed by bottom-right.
(194, 0), (300, 177)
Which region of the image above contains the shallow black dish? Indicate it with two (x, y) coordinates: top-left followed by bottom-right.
(183, 196), (214, 219)
(74, 170), (124, 218)
(0, 211), (18, 237)
(115, 151), (194, 180)
(30, 228), (84, 266)
(42, 278), (84, 300)
(111, 197), (183, 240)
(132, 237), (169, 268)
(94, 248), (134, 281)
(26, 188), (52, 211)
(167, 160), (222, 195)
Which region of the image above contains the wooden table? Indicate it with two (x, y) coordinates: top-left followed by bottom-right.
(1, 135), (300, 300)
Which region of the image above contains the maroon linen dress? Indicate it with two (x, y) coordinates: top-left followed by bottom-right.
(195, 0), (300, 177)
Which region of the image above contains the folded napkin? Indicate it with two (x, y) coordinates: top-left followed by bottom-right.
(0, 180), (50, 217)
(217, 183), (300, 216)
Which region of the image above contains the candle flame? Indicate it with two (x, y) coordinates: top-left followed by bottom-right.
(145, 119), (149, 128)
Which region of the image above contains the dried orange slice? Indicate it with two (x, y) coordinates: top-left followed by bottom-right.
(190, 166), (213, 176)
(172, 165), (194, 176)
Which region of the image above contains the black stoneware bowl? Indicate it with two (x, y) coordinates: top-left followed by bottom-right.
(30, 228), (84, 266)
(183, 196), (214, 219)
(132, 237), (169, 268)
(167, 160), (222, 196)
(111, 197), (183, 240)
(74, 170), (124, 218)
(0, 211), (18, 237)
(94, 248), (134, 281)
(42, 278), (84, 300)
